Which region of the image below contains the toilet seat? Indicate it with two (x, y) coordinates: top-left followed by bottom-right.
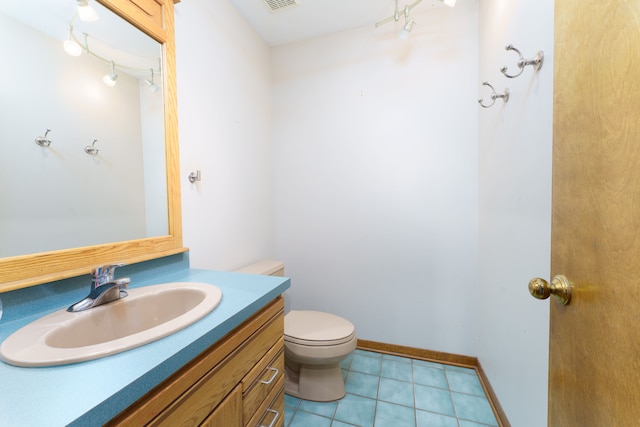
(285, 310), (355, 347)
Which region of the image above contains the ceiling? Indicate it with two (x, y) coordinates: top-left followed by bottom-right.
(229, 0), (446, 46)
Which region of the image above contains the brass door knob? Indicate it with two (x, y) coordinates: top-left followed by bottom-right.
(528, 275), (572, 305)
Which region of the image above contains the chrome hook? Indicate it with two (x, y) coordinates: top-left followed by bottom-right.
(500, 44), (544, 79)
(85, 139), (99, 155)
(188, 170), (201, 183)
(35, 129), (52, 147)
(478, 81), (509, 108)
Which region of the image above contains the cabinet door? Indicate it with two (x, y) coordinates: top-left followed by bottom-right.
(201, 385), (242, 427)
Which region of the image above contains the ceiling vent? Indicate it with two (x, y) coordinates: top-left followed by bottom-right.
(263, 0), (298, 13)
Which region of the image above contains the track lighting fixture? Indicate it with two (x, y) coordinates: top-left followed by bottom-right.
(103, 60), (118, 87)
(400, 18), (416, 39)
(145, 68), (160, 93)
(376, 0), (455, 38)
(399, 5), (415, 40)
(63, 18), (161, 91)
(76, 0), (99, 22)
(63, 26), (82, 56)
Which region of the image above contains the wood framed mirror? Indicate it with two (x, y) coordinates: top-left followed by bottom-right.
(0, 0), (185, 292)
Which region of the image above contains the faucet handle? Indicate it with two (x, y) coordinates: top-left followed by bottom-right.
(91, 263), (125, 287)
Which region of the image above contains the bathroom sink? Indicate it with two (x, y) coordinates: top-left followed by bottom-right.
(0, 282), (222, 367)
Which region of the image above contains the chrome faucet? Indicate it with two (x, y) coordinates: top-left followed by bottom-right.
(67, 263), (130, 312)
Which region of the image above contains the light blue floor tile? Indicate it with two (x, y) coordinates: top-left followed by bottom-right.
(289, 410), (333, 427)
(354, 349), (383, 359)
(446, 370), (485, 396)
(445, 364), (476, 375)
(285, 407), (294, 427)
(452, 392), (498, 426)
(414, 384), (456, 416)
(416, 410), (459, 427)
(413, 359), (446, 369)
(374, 400), (415, 427)
(381, 359), (413, 382)
(286, 351), (498, 427)
(351, 354), (382, 376)
(331, 421), (359, 427)
(378, 377), (414, 407)
(345, 370), (380, 399)
(413, 364), (449, 389)
(382, 353), (411, 364)
(299, 399), (339, 418)
(334, 393), (377, 427)
(340, 352), (355, 370)
(459, 420), (495, 427)
(285, 394), (302, 409)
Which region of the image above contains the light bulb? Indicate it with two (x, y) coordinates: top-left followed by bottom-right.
(103, 73), (118, 87)
(64, 26), (83, 56)
(403, 19), (415, 32)
(103, 61), (118, 87)
(76, 0), (99, 22)
(399, 19), (415, 40)
(64, 39), (82, 56)
(146, 80), (160, 93)
(145, 68), (160, 93)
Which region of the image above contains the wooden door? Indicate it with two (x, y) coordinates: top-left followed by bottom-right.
(550, 0), (640, 424)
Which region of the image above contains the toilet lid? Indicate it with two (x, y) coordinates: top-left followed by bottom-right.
(284, 310), (355, 346)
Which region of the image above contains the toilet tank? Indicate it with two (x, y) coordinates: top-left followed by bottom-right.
(235, 260), (285, 277)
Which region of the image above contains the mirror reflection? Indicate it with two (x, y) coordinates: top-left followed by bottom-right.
(0, 0), (168, 258)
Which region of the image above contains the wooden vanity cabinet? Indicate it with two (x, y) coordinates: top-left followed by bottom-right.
(107, 296), (285, 427)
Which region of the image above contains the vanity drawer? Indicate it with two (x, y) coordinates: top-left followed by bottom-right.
(242, 343), (284, 425)
(150, 313), (283, 426)
(246, 377), (285, 427)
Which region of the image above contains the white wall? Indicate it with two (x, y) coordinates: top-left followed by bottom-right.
(272, 2), (479, 357)
(174, 0), (553, 424)
(175, 0), (275, 271)
(477, 1), (553, 426)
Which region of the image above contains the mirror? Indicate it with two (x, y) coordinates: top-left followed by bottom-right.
(0, 0), (184, 292)
(0, 0), (167, 258)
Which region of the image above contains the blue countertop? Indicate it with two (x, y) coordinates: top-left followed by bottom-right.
(0, 259), (290, 426)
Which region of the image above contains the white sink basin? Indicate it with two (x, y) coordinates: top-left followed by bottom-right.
(0, 282), (222, 367)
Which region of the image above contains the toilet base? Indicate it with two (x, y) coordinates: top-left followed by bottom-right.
(284, 362), (346, 402)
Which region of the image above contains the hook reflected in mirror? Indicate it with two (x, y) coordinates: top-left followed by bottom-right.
(85, 139), (99, 156)
(35, 129), (52, 147)
(478, 81), (509, 109)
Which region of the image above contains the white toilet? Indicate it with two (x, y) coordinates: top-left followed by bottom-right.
(235, 260), (357, 402)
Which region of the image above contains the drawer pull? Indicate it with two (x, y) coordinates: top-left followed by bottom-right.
(259, 367), (279, 385)
(259, 409), (280, 427)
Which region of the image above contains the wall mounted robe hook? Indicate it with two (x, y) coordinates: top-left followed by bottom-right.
(500, 44), (544, 79)
(35, 129), (52, 147)
(188, 170), (201, 183)
(478, 81), (509, 108)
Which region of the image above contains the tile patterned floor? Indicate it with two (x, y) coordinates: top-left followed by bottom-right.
(284, 349), (498, 427)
